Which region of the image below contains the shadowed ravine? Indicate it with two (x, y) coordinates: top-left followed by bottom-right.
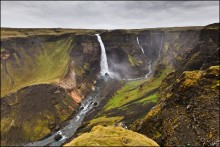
(27, 77), (102, 146)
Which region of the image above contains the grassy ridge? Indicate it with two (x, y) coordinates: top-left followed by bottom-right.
(1, 28), (103, 39)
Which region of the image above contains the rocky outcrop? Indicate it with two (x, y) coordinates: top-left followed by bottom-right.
(64, 125), (159, 146)
(137, 23), (220, 146)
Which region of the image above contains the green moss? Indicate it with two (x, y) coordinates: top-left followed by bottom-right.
(1, 117), (14, 135)
(23, 118), (51, 141)
(217, 80), (220, 87)
(145, 105), (161, 120)
(84, 116), (124, 131)
(1, 37), (72, 97)
(128, 55), (138, 67)
(207, 66), (219, 76)
(104, 68), (173, 111)
(138, 93), (158, 104)
(181, 71), (203, 88)
(104, 80), (146, 111)
(55, 104), (70, 121)
(64, 125), (159, 146)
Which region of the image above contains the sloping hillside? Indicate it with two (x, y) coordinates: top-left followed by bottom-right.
(137, 23), (219, 146)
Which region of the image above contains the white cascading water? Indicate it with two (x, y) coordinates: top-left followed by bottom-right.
(95, 34), (109, 76)
(145, 60), (152, 78)
(144, 31), (153, 78)
(158, 36), (163, 58)
(136, 36), (145, 54)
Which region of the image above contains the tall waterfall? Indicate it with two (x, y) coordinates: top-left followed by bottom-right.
(136, 36), (145, 54)
(95, 34), (109, 76)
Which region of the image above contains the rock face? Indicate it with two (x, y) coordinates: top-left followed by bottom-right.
(101, 28), (201, 78)
(0, 26), (203, 146)
(137, 23), (219, 146)
(64, 125), (159, 146)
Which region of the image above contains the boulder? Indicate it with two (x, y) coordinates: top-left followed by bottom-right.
(54, 134), (62, 141)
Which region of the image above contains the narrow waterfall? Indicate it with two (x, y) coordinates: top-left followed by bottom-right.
(145, 60), (152, 78)
(95, 34), (109, 76)
(144, 31), (153, 78)
(150, 31), (152, 46)
(136, 36), (145, 54)
(158, 36), (163, 58)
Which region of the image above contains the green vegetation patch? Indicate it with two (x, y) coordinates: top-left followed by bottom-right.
(128, 55), (138, 67)
(22, 115), (52, 141)
(104, 68), (173, 111)
(1, 37), (72, 97)
(137, 93), (158, 104)
(104, 79), (146, 111)
(85, 116), (124, 130)
(65, 125), (159, 146)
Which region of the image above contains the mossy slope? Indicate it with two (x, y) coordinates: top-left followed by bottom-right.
(64, 125), (159, 146)
(137, 23), (220, 146)
(1, 36), (72, 97)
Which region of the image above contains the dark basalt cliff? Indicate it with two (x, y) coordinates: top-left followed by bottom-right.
(1, 25), (211, 146)
(137, 23), (219, 146)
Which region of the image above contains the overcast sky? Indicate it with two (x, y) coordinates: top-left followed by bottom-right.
(1, 1), (219, 29)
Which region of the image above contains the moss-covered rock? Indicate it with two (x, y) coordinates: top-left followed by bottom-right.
(137, 24), (220, 146)
(64, 125), (159, 146)
(138, 67), (220, 146)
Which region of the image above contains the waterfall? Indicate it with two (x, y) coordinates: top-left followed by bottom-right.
(158, 36), (163, 58)
(95, 34), (109, 76)
(144, 31), (153, 79)
(136, 36), (145, 54)
(150, 31), (152, 46)
(145, 60), (152, 78)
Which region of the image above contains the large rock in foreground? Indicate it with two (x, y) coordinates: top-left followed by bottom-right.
(64, 125), (159, 146)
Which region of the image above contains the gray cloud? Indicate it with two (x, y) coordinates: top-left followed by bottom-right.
(1, 1), (219, 29)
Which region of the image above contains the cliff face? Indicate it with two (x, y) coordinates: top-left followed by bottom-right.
(137, 23), (219, 146)
(0, 26), (202, 145)
(101, 28), (200, 78)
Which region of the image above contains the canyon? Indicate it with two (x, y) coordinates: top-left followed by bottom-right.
(0, 23), (219, 146)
